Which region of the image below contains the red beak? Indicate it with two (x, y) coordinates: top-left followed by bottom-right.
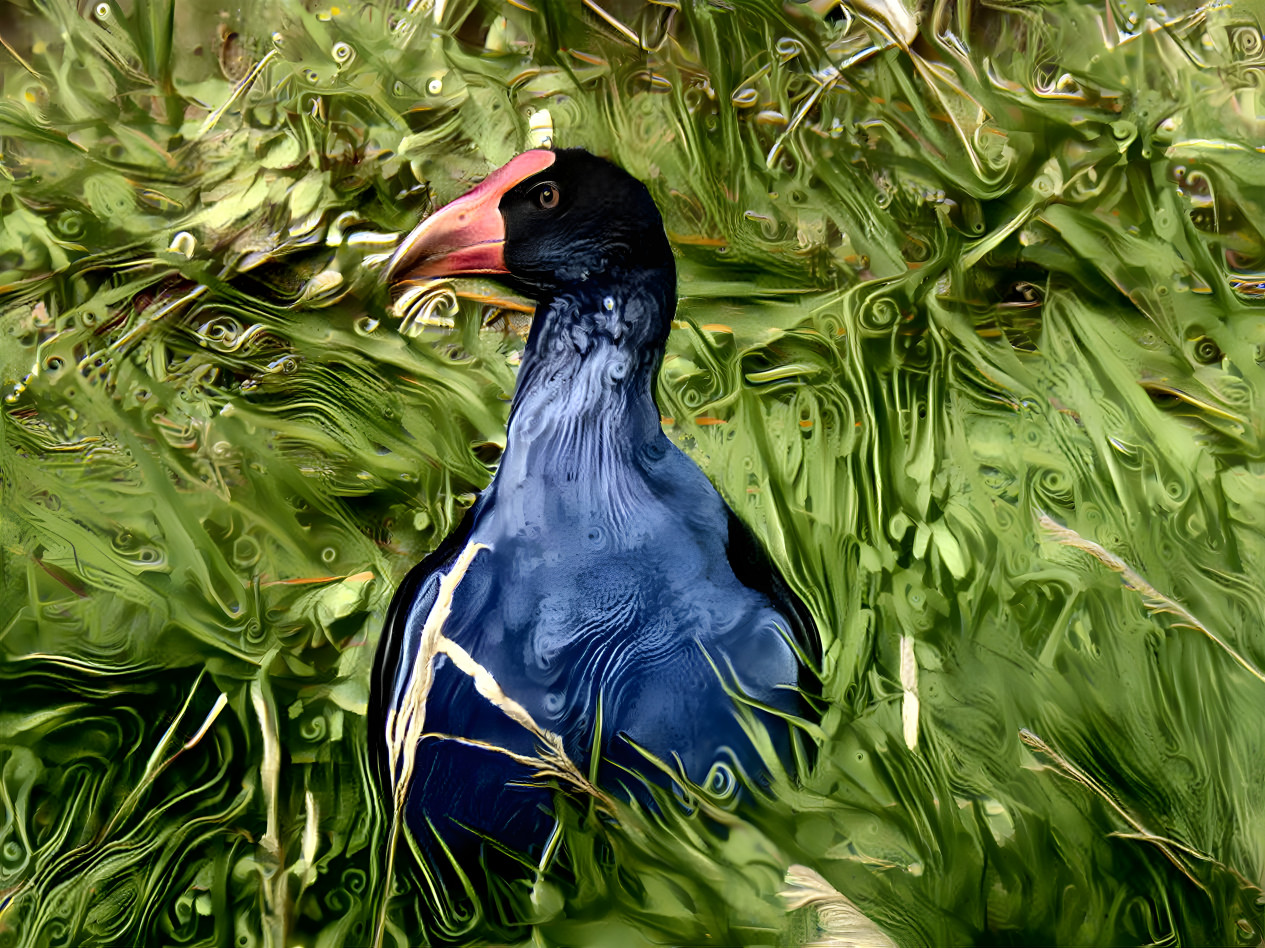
(385, 149), (557, 284)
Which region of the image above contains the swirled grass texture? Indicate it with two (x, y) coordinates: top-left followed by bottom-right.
(3, 0), (1265, 944)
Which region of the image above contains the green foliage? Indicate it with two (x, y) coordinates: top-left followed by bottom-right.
(2, 0), (1265, 944)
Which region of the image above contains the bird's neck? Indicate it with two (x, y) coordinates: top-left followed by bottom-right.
(490, 273), (674, 527)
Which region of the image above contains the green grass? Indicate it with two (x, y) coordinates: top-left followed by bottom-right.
(3, 0), (1265, 944)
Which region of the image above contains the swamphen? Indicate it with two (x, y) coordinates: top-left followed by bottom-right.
(370, 148), (818, 893)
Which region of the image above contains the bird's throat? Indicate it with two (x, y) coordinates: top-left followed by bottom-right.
(491, 279), (673, 528)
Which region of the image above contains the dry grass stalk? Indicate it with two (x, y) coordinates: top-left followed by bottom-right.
(373, 540), (610, 947)
(1038, 513), (1265, 685)
(1020, 728), (1230, 893)
(780, 863), (898, 948)
(249, 676), (287, 948)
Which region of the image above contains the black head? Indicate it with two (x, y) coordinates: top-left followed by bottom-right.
(497, 149), (675, 299)
(385, 148), (675, 305)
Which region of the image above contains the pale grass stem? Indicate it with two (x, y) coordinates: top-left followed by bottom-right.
(899, 635), (919, 752)
(196, 49), (280, 139)
(1018, 728), (1233, 893)
(1038, 512), (1265, 685)
(0, 675), (230, 931)
(372, 540), (608, 948)
(780, 863), (898, 948)
(250, 673), (287, 948)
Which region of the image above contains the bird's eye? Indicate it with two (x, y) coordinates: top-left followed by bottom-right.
(535, 183), (561, 210)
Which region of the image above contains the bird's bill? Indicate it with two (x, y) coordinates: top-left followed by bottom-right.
(385, 149), (557, 284)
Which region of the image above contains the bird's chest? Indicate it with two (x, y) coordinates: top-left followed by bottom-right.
(427, 516), (727, 749)
(457, 520), (705, 662)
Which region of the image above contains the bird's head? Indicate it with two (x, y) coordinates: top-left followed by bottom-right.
(385, 148), (675, 302)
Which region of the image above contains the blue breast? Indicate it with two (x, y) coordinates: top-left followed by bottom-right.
(383, 434), (804, 873)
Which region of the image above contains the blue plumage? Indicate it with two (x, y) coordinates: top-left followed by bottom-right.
(370, 149), (817, 885)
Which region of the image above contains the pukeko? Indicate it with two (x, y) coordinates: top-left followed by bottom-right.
(369, 148), (818, 895)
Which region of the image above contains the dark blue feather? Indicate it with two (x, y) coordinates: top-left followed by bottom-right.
(369, 151), (818, 887)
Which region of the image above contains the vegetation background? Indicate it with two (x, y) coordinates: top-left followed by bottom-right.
(3, 0), (1265, 944)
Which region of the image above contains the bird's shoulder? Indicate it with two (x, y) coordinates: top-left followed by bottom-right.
(641, 438), (819, 664)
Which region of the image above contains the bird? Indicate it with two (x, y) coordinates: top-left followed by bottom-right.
(369, 148), (818, 904)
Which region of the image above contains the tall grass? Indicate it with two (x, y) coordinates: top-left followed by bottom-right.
(2, 0), (1264, 944)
